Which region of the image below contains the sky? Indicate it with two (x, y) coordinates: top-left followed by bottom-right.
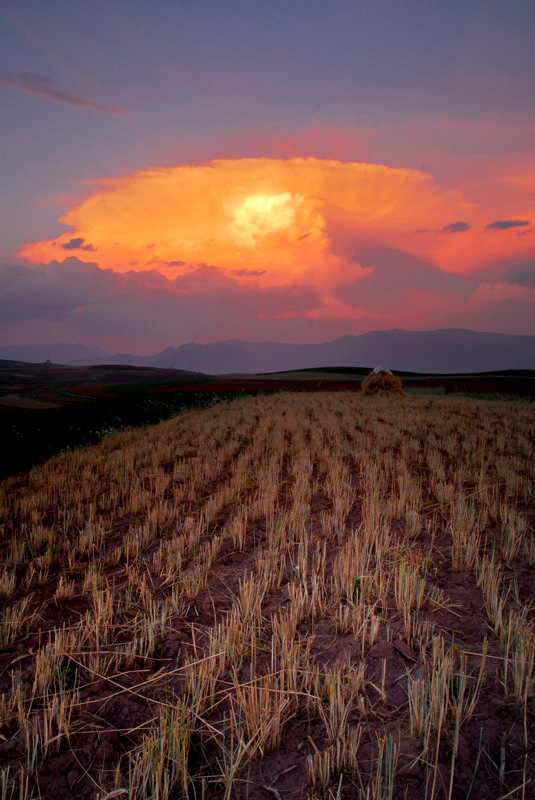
(1, 0), (534, 354)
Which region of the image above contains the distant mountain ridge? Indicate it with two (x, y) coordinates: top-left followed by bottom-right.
(1, 329), (534, 374)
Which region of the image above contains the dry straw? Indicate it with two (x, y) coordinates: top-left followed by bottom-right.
(0, 390), (533, 799)
(361, 369), (406, 397)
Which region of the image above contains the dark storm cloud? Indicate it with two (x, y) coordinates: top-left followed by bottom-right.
(331, 247), (535, 334)
(0, 259), (321, 339)
(63, 238), (85, 250)
(441, 221), (470, 233)
(334, 245), (476, 309)
(0, 259), (112, 322)
(486, 219), (530, 230)
(62, 238), (96, 251)
(148, 258), (187, 267)
(503, 260), (535, 287)
(0, 71), (130, 116)
(231, 268), (267, 277)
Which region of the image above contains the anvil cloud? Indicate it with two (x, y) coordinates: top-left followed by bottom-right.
(24, 157), (534, 283)
(14, 156), (534, 347)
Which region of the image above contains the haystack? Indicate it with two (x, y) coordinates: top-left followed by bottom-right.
(361, 368), (406, 397)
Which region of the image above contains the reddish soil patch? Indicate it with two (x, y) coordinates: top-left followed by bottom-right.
(150, 378), (362, 394)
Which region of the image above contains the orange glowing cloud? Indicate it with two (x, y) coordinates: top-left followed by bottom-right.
(20, 158), (534, 305)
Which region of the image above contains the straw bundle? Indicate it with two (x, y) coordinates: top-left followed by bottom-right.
(361, 369), (406, 397)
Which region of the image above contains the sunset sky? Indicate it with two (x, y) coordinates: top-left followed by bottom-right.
(1, 0), (534, 354)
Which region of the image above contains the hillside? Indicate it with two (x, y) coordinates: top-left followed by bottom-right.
(0, 360), (208, 405)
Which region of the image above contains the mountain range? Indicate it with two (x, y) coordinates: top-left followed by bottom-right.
(1, 329), (534, 374)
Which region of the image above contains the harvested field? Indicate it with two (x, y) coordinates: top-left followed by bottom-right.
(0, 391), (534, 799)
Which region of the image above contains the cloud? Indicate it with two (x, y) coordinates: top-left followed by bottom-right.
(334, 246), (475, 310)
(486, 219), (530, 230)
(14, 157), (535, 339)
(0, 259), (112, 323)
(2, 253), (534, 349)
(0, 71), (130, 116)
(19, 157), (492, 284)
(441, 221), (470, 233)
(231, 268), (267, 277)
(255, 124), (370, 160)
(62, 238), (85, 250)
(148, 258), (187, 268)
(467, 280), (535, 307)
(62, 238), (96, 251)
(204, 124), (370, 162)
(0, 258), (322, 342)
(503, 260), (535, 287)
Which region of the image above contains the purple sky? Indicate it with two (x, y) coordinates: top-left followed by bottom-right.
(1, 0), (534, 353)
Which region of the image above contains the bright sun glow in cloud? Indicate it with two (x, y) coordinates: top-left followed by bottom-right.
(229, 192), (303, 246)
(19, 157), (534, 322)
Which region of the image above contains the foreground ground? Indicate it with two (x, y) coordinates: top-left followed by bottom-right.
(0, 392), (534, 799)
